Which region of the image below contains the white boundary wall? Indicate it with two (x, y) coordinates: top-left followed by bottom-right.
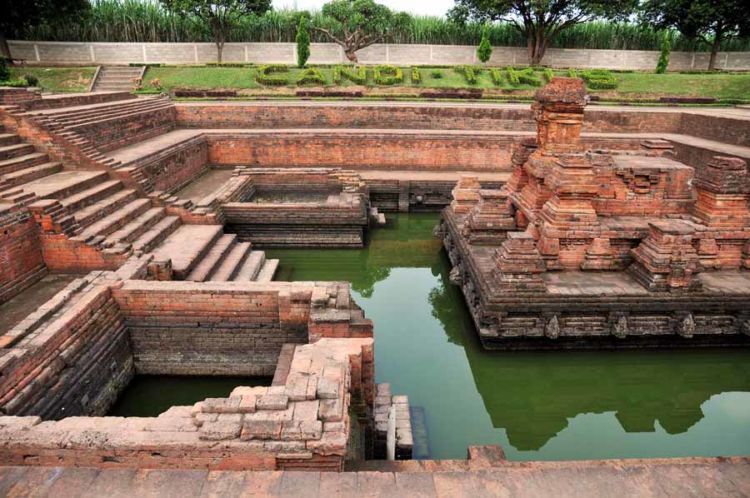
(9, 40), (750, 70)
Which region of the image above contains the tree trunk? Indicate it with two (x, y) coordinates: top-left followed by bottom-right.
(0, 32), (11, 60)
(708, 35), (721, 71)
(344, 48), (358, 63)
(526, 26), (547, 66)
(216, 41), (224, 64)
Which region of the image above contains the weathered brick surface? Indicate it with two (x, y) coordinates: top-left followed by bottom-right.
(0, 205), (46, 305)
(441, 78), (750, 348)
(206, 132), (513, 172)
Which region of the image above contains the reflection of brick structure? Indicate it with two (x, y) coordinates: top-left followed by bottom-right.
(443, 77), (750, 348)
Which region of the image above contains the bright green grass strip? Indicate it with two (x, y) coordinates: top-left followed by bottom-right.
(9, 67), (96, 93)
(613, 72), (750, 99)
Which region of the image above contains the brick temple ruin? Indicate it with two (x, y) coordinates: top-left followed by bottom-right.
(0, 80), (749, 478)
(441, 77), (750, 349)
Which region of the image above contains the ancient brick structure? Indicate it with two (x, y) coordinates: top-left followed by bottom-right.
(441, 77), (750, 349)
(0, 255), (411, 471)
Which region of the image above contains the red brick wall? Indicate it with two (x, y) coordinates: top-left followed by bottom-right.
(0, 207), (46, 304)
(176, 103), (535, 131)
(207, 133), (513, 171)
(134, 137), (209, 193)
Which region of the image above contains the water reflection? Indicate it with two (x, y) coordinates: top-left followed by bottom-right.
(268, 213), (750, 460)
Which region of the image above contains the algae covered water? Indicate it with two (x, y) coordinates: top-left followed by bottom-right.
(268, 212), (750, 461)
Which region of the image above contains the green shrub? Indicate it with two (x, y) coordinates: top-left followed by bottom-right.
(517, 68), (542, 86)
(0, 78), (30, 88)
(567, 68), (578, 78)
(255, 64), (289, 86)
(430, 70), (443, 79)
(295, 16), (310, 68)
(374, 65), (403, 85)
(506, 67), (520, 86)
(206, 62), (247, 67)
(23, 74), (40, 86)
(0, 57), (9, 81)
(296, 67), (325, 85)
(542, 68), (555, 82)
(489, 68), (503, 85)
(656, 33), (671, 74)
(455, 66), (478, 84)
(477, 24), (492, 64)
(332, 65), (367, 85)
(580, 69), (618, 89)
(411, 66), (421, 84)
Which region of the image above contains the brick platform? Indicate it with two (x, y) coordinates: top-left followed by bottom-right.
(440, 78), (750, 349)
(0, 455), (747, 497)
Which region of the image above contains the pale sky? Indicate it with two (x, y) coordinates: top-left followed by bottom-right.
(272, 0), (456, 17)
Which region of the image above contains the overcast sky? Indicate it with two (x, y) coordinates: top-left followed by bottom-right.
(272, 0), (455, 17)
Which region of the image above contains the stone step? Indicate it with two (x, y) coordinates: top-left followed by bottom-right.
(0, 162), (62, 188)
(78, 198), (152, 240)
(151, 225), (224, 279)
(60, 179), (124, 212)
(0, 133), (20, 147)
(235, 250), (266, 281)
(131, 215), (181, 253)
(12, 170), (110, 200)
(28, 98), (165, 126)
(69, 188), (137, 228)
(0, 143), (35, 161)
(63, 101), (174, 129)
(25, 96), (151, 120)
(186, 234), (237, 282)
(209, 241), (252, 282)
(102, 207), (165, 246)
(47, 99), (173, 128)
(256, 259), (279, 282)
(99, 67), (143, 73)
(0, 152), (49, 176)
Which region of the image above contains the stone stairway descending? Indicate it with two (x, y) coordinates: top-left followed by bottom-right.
(0, 124), (63, 196)
(0, 124), (277, 283)
(92, 66), (145, 92)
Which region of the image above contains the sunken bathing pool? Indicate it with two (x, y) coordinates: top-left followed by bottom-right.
(258, 212), (750, 461)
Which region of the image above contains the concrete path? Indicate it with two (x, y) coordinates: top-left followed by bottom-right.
(0, 457), (748, 497)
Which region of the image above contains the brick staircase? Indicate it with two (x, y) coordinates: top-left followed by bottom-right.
(21, 94), (175, 155)
(0, 125), (277, 283)
(92, 66), (145, 92)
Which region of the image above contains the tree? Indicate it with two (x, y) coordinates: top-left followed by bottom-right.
(655, 32), (671, 73)
(477, 24), (493, 63)
(641, 0), (750, 71)
(315, 0), (410, 63)
(161, 0), (271, 64)
(296, 15), (311, 68)
(449, 0), (636, 66)
(0, 0), (89, 60)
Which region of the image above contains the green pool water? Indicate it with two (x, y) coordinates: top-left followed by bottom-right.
(109, 376), (270, 417)
(268, 212), (750, 461)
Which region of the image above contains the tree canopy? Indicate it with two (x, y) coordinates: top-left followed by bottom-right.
(641, 0), (750, 70)
(161, 0), (271, 63)
(315, 0), (410, 63)
(449, 0), (637, 65)
(0, 0), (89, 59)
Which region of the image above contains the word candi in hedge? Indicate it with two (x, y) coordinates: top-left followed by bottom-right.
(251, 64), (618, 89)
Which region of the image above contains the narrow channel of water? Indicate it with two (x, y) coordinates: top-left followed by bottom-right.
(268, 212), (750, 461)
(109, 376), (270, 417)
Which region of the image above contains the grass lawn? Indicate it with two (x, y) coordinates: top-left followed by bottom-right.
(612, 72), (750, 100)
(9, 67), (97, 93)
(139, 65), (750, 101)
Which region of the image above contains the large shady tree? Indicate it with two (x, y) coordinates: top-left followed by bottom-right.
(0, 0), (89, 60)
(641, 0), (750, 71)
(448, 0), (637, 66)
(160, 0), (271, 63)
(315, 0), (410, 63)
